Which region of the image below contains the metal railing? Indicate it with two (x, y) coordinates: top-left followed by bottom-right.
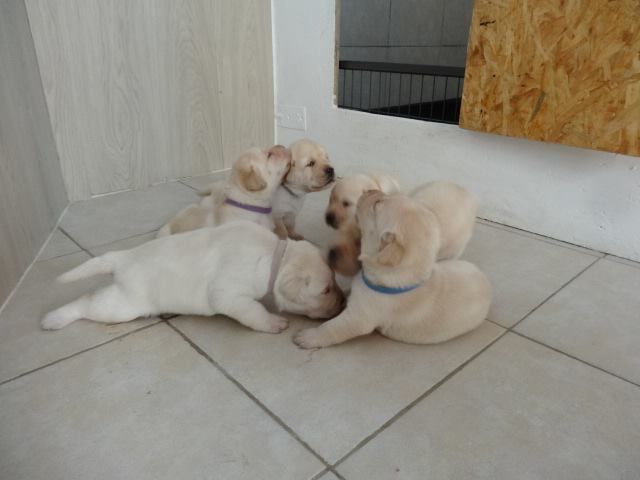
(338, 61), (465, 124)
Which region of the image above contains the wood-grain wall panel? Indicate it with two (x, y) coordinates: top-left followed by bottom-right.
(215, 0), (274, 166)
(460, 0), (640, 157)
(0, 0), (68, 304)
(26, 0), (273, 199)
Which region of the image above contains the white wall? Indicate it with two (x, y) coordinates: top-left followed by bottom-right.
(273, 0), (640, 261)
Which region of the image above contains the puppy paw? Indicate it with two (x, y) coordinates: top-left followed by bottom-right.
(259, 315), (289, 334)
(293, 328), (326, 349)
(289, 232), (304, 241)
(41, 311), (71, 330)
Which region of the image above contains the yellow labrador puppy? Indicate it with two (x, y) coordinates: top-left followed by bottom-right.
(328, 181), (477, 276)
(273, 139), (335, 240)
(43, 221), (345, 333)
(294, 190), (491, 348)
(325, 173), (400, 229)
(157, 145), (291, 237)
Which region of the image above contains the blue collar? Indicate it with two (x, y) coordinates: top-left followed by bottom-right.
(361, 272), (423, 295)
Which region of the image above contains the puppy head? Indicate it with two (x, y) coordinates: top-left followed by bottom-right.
(357, 190), (439, 283)
(231, 145), (292, 196)
(325, 174), (399, 229)
(285, 139), (335, 192)
(274, 240), (345, 319)
(327, 223), (362, 277)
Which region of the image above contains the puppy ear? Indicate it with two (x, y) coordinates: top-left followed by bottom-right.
(268, 145), (292, 162)
(239, 165), (267, 192)
(370, 175), (400, 194)
(278, 271), (311, 302)
(375, 231), (405, 267)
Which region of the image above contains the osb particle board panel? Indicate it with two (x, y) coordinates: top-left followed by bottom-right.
(460, 0), (640, 157)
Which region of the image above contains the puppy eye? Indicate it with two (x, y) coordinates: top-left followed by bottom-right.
(308, 160), (316, 167)
(322, 285), (331, 295)
(343, 201), (351, 208)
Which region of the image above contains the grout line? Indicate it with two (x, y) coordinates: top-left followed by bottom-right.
(310, 468), (330, 480)
(58, 226), (93, 257)
(476, 218), (605, 257)
(0, 203), (70, 318)
(86, 229), (160, 254)
(177, 179), (200, 191)
(331, 330), (508, 470)
(166, 322), (338, 474)
(605, 254), (640, 270)
(0, 321), (160, 388)
(509, 330), (640, 389)
(507, 255), (602, 331)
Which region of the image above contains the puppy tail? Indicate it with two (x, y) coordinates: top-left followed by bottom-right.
(57, 255), (116, 283)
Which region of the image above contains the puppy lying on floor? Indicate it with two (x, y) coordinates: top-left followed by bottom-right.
(328, 181), (477, 276)
(294, 190), (491, 348)
(42, 221), (345, 333)
(272, 139), (335, 240)
(157, 145), (291, 237)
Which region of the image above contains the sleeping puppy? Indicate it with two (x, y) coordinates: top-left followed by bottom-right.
(42, 221), (345, 333)
(272, 139), (335, 240)
(328, 181), (477, 276)
(157, 145), (291, 237)
(293, 191), (491, 348)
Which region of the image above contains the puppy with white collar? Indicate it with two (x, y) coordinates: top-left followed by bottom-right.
(42, 221), (345, 333)
(293, 190), (491, 348)
(157, 145), (291, 237)
(272, 139), (335, 240)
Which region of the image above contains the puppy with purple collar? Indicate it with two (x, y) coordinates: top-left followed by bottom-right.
(157, 145), (291, 237)
(293, 190), (491, 348)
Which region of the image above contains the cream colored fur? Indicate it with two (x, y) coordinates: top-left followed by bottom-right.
(294, 191), (491, 348)
(272, 139), (335, 240)
(42, 222), (344, 333)
(157, 146), (291, 237)
(328, 180), (477, 276)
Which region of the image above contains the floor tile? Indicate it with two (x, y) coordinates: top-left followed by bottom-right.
(338, 333), (640, 480)
(171, 315), (504, 463)
(179, 169), (229, 191)
(317, 472), (340, 480)
(37, 229), (80, 261)
(0, 252), (157, 383)
(462, 223), (598, 327)
(60, 182), (197, 248)
(89, 230), (158, 256)
(477, 218), (603, 257)
(0, 324), (323, 480)
(516, 258), (640, 384)
(605, 254), (640, 269)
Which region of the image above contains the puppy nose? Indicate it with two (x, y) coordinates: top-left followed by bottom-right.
(325, 166), (335, 179)
(325, 212), (337, 228)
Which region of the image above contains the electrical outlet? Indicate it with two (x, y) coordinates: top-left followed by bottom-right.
(277, 105), (307, 130)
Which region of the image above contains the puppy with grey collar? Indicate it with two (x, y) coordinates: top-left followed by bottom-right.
(42, 221), (345, 333)
(272, 139), (335, 240)
(294, 190), (491, 348)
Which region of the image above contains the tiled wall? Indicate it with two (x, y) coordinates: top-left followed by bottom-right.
(339, 0), (473, 67)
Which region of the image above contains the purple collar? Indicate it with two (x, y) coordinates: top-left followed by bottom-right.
(224, 197), (272, 214)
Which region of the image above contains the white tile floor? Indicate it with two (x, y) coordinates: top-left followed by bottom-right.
(1, 178), (639, 480)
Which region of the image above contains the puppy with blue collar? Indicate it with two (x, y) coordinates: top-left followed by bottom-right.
(294, 190), (492, 348)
